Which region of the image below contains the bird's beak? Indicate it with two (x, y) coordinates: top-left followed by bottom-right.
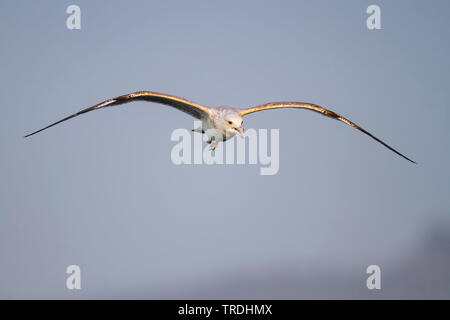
(236, 127), (245, 138)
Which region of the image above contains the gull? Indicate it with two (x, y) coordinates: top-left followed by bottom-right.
(24, 91), (416, 163)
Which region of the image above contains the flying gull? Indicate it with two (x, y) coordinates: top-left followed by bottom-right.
(24, 91), (416, 163)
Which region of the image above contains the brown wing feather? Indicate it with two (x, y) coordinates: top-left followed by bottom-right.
(241, 102), (416, 164)
(24, 91), (210, 137)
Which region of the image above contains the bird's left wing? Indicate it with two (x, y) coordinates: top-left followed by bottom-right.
(240, 102), (416, 163)
(25, 91), (211, 137)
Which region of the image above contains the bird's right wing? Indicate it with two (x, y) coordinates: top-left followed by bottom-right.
(25, 91), (211, 137)
(241, 102), (416, 164)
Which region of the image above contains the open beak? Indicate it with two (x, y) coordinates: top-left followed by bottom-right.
(236, 127), (245, 138)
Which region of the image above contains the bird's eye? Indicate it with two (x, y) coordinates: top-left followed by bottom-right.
(228, 121), (232, 125)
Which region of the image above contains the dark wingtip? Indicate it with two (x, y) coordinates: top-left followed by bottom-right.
(399, 153), (417, 164)
(23, 130), (40, 138)
(396, 154), (417, 164)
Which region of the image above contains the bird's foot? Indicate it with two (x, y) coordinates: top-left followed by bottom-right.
(209, 142), (218, 151)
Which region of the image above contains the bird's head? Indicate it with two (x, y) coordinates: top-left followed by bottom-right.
(222, 111), (244, 138)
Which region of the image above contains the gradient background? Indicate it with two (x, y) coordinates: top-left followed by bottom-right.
(1, 0), (449, 299)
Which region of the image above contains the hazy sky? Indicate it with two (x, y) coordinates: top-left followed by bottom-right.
(0, 0), (449, 298)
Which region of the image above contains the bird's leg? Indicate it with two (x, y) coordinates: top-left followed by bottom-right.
(209, 141), (219, 151)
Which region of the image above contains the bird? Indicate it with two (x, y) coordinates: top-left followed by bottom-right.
(24, 91), (416, 163)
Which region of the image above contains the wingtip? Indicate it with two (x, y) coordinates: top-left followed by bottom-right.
(404, 156), (417, 165)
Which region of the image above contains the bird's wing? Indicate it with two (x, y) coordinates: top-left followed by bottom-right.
(241, 102), (416, 163)
(25, 91), (211, 137)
